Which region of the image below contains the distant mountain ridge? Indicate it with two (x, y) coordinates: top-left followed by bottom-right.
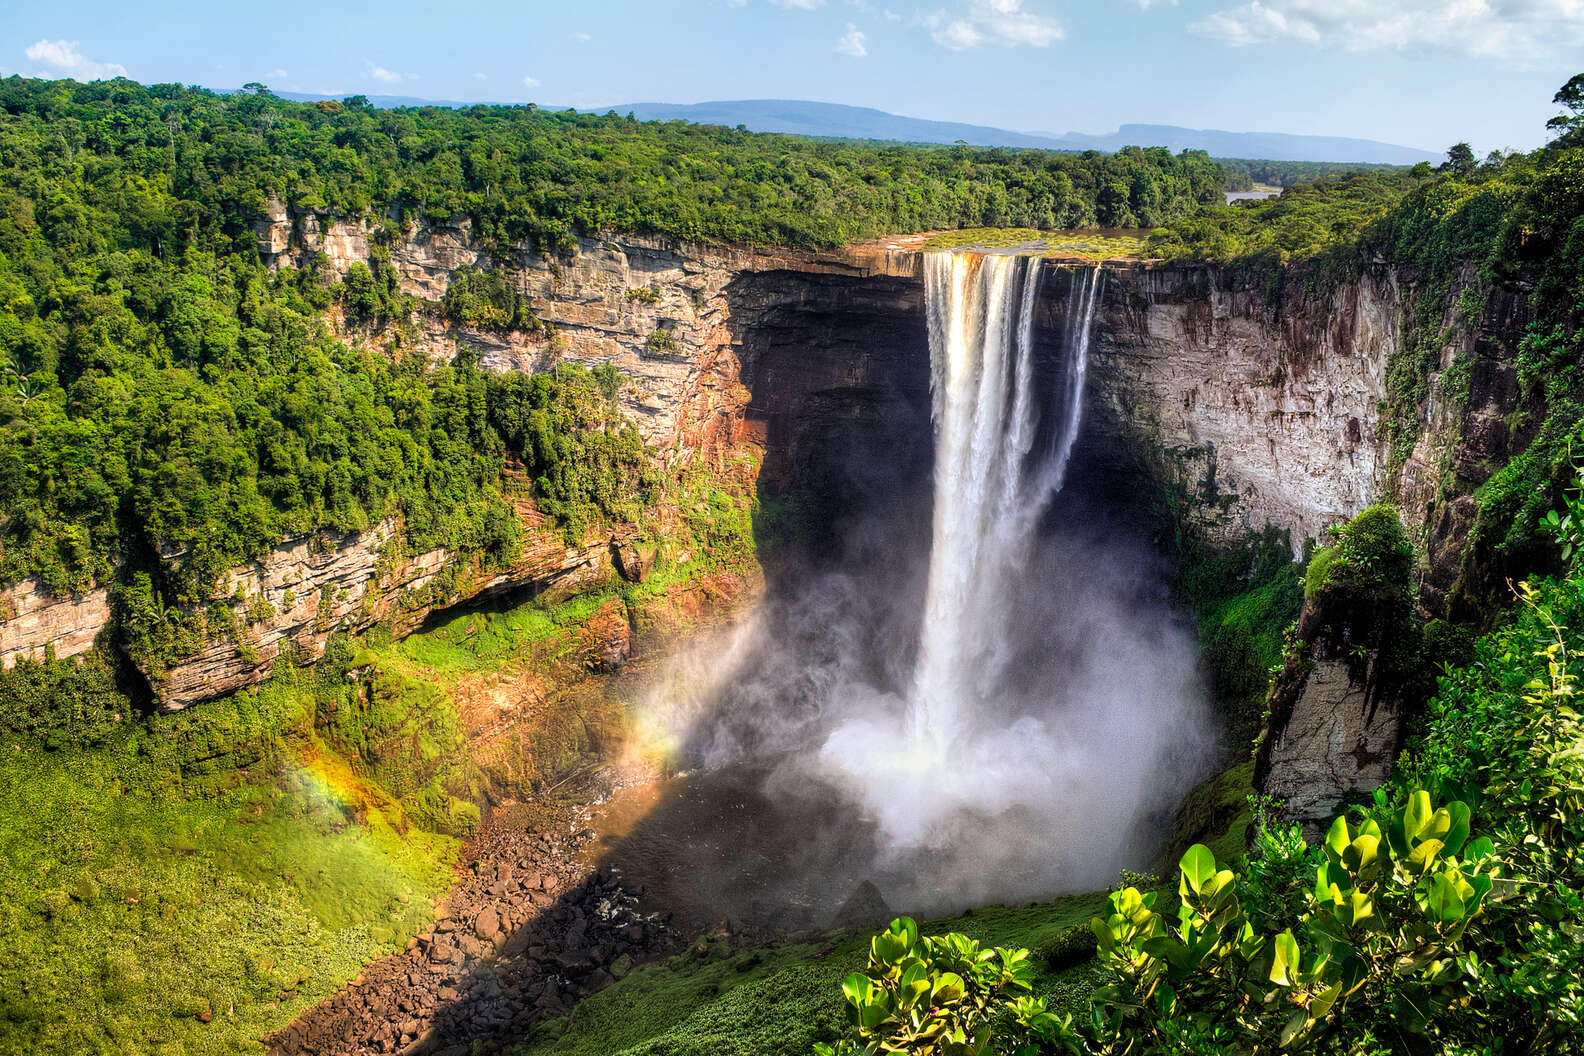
(614, 101), (1437, 164)
(1031, 123), (1438, 165)
(265, 90), (1436, 165)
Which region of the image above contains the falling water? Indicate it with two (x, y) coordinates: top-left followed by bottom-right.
(908, 253), (1103, 751)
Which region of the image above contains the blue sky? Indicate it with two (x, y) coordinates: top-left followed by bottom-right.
(3, 0), (1580, 153)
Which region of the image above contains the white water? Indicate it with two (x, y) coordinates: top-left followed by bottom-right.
(909, 253), (1102, 752)
(641, 249), (1210, 901)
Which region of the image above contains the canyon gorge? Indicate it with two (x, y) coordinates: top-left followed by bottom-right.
(1, 210), (1519, 798)
(0, 210), (1534, 1055)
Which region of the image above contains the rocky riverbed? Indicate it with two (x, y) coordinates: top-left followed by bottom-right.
(267, 774), (682, 1056)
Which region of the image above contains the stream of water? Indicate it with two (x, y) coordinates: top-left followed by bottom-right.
(911, 253), (1102, 752)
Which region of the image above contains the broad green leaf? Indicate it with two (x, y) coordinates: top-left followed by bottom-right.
(1403, 789), (1433, 843)
(932, 971), (966, 1004)
(1407, 837), (1446, 874)
(1343, 833), (1380, 874)
(1270, 930), (1300, 987)
(1310, 982), (1344, 1021)
(1279, 1008), (1310, 1047)
(1324, 815), (1351, 862)
(1334, 888), (1374, 928)
(1420, 872), (1467, 922)
(1442, 800), (1471, 855)
(1179, 844), (1217, 896)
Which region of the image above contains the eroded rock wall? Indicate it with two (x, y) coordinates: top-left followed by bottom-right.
(1077, 265), (1400, 550)
(149, 505), (621, 710)
(0, 578), (112, 668)
(2, 222), (932, 708)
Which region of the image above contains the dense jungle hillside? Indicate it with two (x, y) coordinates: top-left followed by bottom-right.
(0, 75), (1218, 611)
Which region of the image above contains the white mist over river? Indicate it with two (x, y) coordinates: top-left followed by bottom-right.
(630, 251), (1213, 920)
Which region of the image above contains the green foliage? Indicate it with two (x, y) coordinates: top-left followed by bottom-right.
(826, 792), (1497, 1055)
(1441, 349), (1475, 408)
(1303, 504), (1415, 607)
(813, 918), (1067, 1056)
(0, 662), (458, 1055)
(1239, 798), (1319, 933)
(518, 896), (1108, 1056)
(1216, 159), (1410, 193)
(1168, 526), (1302, 748)
(1079, 790), (1492, 1053)
(645, 329), (682, 356)
(1397, 573), (1584, 1048)
(0, 648), (128, 748)
(487, 364), (656, 543)
(1541, 421), (1584, 570)
(0, 77), (1222, 255)
(1299, 504), (1426, 704)
(920, 229), (1148, 260)
(0, 181), (525, 595)
(1145, 171), (1420, 268)
(441, 264), (543, 331)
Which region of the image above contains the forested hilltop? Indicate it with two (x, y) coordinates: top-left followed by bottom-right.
(0, 77), (1223, 250)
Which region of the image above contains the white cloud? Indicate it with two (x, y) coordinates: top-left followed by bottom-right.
(522, 74), (541, 87)
(267, 67), (289, 79)
(925, 0), (1064, 49)
(837, 22), (870, 53)
(1190, 0), (1584, 62)
(572, 31), (593, 41)
(24, 39), (126, 80)
(727, 0), (748, 7)
(473, 71), (487, 80)
(882, 7), (903, 18)
(769, 0), (825, 8)
(1126, 0), (1177, 7)
(364, 62), (416, 84)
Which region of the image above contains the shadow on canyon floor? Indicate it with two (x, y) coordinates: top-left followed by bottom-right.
(268, 264), (1214, 1054)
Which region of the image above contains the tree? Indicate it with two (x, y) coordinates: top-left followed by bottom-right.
(1548, 72), (1584, 144)
(1443, 142), (1477, 177)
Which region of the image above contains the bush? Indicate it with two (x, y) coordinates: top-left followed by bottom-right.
(1303, 504), (1414, 606)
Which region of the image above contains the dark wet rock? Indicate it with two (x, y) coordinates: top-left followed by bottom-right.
(831, 880), (892, 930)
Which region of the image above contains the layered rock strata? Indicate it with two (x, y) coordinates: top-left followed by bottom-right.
(3, 221), (1523, 731)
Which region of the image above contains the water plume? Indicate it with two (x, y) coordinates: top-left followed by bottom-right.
(630, 252), (1214, 919)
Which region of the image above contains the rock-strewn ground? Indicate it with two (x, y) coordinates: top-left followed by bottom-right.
(267, 776), (679, 1056)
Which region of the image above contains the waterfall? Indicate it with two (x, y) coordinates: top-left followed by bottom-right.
(908, 253), (1103, 752)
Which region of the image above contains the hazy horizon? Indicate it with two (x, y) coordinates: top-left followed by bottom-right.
(3, 1), (1579, 158)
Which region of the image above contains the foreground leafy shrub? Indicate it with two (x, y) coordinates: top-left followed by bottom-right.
(813, 917), (1071, 1056)
(825, 787), (1496, 1055)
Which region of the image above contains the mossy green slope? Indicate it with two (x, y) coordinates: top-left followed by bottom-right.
(0, 729), (455, 1056)
(516, 895), (1110, 1056)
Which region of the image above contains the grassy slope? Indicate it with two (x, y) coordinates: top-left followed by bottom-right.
(0, 731), (456, 1056)
(517, 895), (1111, 1056)
(0, 469), (762, 1055)
(920, 228), (1150, 258)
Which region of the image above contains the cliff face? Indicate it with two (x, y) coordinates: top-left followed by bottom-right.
(0, 577), (112, 668)
(1075, 265), (1400, 551)
(1396, 279), (1538, 620)
(148, 506), (622, 710)
(0, 220), (1527, 727)
(1, 221), (933, 710)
